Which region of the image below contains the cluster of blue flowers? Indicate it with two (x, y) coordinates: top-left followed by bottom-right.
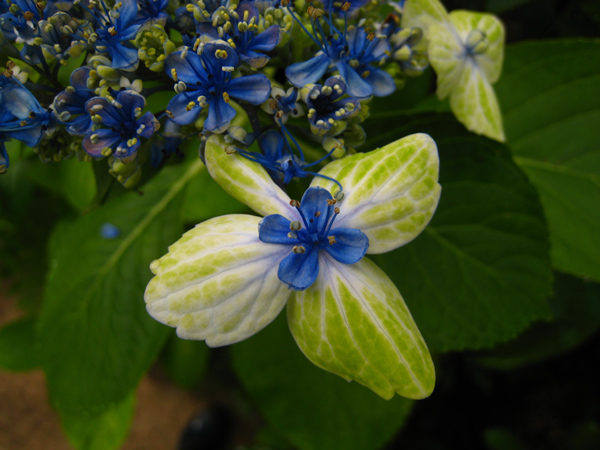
(0, 0), (427, 179)
(0, 0), (429, 284)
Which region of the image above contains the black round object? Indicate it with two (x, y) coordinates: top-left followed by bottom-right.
(178, 404), (235, 450)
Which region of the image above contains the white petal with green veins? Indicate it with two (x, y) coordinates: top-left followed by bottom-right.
(145, 215), (291, 347)
(402, 0), (451, 32)
(204, 135), (293, 217)
(449, 61), (505, 142)
(427, 22), (465, 99)
(287, 255), (435, 400)
(310, 133), (441, 254)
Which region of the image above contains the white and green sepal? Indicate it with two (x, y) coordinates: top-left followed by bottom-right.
(310, 133), (441, 254)
(144, 215), (291, 346)
(287, 256), (435, 400)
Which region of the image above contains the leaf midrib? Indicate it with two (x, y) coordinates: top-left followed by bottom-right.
(514, 156), (600, 186)
(90, 160), (205, 298)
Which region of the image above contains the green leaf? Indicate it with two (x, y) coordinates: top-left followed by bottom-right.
(232, 314), (413, 450)
(183, 164), (249, 223)
(485, 0), (534, 13)
(160, 332), (210, 388)
(0, 317), (39, 371)
(475, 273), (600, 370)
(496, 39), (600, 281)
(38, 160), (204, 415)
(371, 114), (552, 351)
(61, 392), (135, 450)
(26, 158), (96, 211)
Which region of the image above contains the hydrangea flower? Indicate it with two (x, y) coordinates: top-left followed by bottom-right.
(165, 40), (271, 133)
(285, 20), (394, 99)
(145, 132), (441, 400)
(80, 0), (142, 71)
(195, 1), (282, 68)
(402, 0), (505, 141)
(54, 67), (96, 136)
(235, 128), (342, 189)
(0, 76), (54, 172)
(82, 90), (159, 160)
(301, 76), (360, 136)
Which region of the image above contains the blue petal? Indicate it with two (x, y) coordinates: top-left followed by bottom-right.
(227, 74), (271, 104)
(285, 53), (330, 88)
(118, 0), (138, 26)
(204, 97), (237, 133)
(277, 246), (319, 291)
(251, 25), (281, 52)
(3, 85), (40, 119)
(259, 130), (285, 161)
(83, 128), (121, 157)
(66, 114), (92, 136)
(167, 93), (204, 125)
(117, 90), (146, 110)
(136, 111), (159, 138)
(336, 62), (373, 99)
(366, 69), (396, 97)
(203, 41), (239, 72)
(324, 228), (369, 264)
(165, 51), (208, 85)
(109, 43), (139, 71)
(70, 67), (91, 90)
(299, 187), (334, 235)
(259, 214), (298, 245)
(84, 97), (122, 129)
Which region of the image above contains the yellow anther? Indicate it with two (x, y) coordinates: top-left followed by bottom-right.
(328, 236), (337, 245)
(307, 6), (324, 19)
(222, 92), (230, 103)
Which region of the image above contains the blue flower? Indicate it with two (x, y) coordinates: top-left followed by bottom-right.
(235, 128), (342, 190)
(82, 90), (159, 160)
(165, 40), (271, 133)
(285, 18), (395, 98)
(261, 86), (303, 123)
(0, 76), (54, 172)
(259, 186), (369, 290)
(54, 67), (96, 136)
(302, 76), (360, 135)
(195, 1), (281, 68)
(133, 0), (170, 27)
(0, 0), (41, 44)
(81, 0), (141, 71)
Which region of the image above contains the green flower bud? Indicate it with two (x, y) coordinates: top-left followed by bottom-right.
(135, 25), (176, 73)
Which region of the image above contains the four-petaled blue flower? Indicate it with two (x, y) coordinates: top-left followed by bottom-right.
(165, 40), (271, 133)
(259, 186), (369, 290)
(83, 90), (159, 160)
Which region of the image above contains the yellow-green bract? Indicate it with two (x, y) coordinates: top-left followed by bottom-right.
(403, 0), (506, 142)
(145, 133), (441, 400)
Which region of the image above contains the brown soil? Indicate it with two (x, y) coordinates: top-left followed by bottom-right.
(0, 288), (206, 450)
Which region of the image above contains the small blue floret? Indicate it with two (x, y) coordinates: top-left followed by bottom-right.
(258, 187), (369, 290)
